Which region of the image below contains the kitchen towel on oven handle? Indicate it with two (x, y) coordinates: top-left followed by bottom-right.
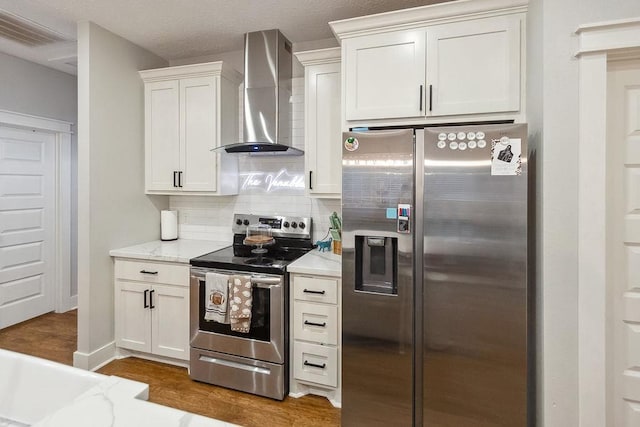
(229, 275), (253, 333)
(204, 272), (230, 324)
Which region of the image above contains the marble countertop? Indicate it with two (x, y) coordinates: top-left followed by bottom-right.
(287, 249), (341, 277)
(109, 239), (230, 263)
(33, 376), (236, 427)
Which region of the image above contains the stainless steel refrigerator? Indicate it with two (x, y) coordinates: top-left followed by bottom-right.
(341, 124), (529, 426)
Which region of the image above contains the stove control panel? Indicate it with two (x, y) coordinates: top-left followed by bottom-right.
(232, 214), (312, 239)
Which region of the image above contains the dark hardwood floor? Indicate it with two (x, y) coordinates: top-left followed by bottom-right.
(0, 311), (340, 426)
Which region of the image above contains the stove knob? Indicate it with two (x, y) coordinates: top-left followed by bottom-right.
(298, 222), (306, 229)
(283, 221), (290, 228)
(243, 219), (250, 226)
(291, 222), (298, 229)
(235, 219), (242, 225)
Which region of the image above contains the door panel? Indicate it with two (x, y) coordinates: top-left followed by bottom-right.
(306, 62), (341, 195)
(145, 80), (180, 191)
(607, 60), (640, 426)
(180, 76), (217, 192)
(344, 30), (426, 120)
(0, 126), (55, 328)
(151, 284), (189, 360)
(341, 129), (414, 426)
(427, 15), (521, 116)
(422, 124), (528, 426)
(114, 280), (151, 353)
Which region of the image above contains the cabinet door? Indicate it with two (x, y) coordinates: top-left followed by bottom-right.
(150, 284), (190, 361)
(145, 80), (180, 192)
(426, 15), (521, 116)
(115, 280), (151, 353)
(344, 30), (426, 121)
(180, 76), (218, 192)
(306, 62), (342, 196)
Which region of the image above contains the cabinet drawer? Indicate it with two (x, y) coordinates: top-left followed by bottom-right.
(293, 275), (338, 304)
(293, 341), (338, 387)
(294, 302), (338, 345)
(115, 259), (189, 286)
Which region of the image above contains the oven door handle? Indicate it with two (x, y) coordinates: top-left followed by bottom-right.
(251, 277), (282, 288)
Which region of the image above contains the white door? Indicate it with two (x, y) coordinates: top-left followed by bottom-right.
(426, 15), (521, 117)
(607, 59), (640, 426)
(180, 76), (217, 192)
(306, 61), (342, 196)
(144, 80), (180, 192)
(0, 126), (55, 328)
(344, 29), (426, 121)
(150, 283), (189, 360)
(114, 280), (151, 353)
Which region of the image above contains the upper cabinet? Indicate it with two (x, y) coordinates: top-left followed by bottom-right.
(331, 0), (527, 125)
(343, 30), (425, 121)
(140, 62), (242, 195)
(295, 48), (342, 198)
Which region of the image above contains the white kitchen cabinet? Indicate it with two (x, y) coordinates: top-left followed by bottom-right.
(343, 30), (426, 121)
(426, 15), (521, 117)
(295, 48), (342, 198)
(332, 1), (526, 124)
(114, 259), (190, 362)
(140, 61), (241, 195)
(289, 273), (341, 407)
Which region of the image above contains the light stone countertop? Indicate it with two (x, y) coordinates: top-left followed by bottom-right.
(33, 376), (237, 427)
(287, 249), (341, 277)
(109, 239), (230, 264)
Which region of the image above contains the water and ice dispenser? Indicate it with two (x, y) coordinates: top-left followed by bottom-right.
(355, 235), (398, 295)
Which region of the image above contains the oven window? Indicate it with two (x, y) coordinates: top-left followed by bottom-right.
(198, 279), (271, 342)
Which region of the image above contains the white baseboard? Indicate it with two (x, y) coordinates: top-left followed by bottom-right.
(115, 348), (189, 369)
(73, 341), (116, 371)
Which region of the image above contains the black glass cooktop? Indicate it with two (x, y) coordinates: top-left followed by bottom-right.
(190, 235), (314, 275)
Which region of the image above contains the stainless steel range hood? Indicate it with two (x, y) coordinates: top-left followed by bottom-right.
(216, 29), (302, 155)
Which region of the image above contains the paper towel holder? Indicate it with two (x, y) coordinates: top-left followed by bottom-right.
(161, 210), (178, 241)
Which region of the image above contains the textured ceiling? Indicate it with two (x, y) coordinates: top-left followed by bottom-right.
(0, 0), (448, 74)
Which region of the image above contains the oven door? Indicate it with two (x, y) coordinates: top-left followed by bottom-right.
(189, 267), (286, 364)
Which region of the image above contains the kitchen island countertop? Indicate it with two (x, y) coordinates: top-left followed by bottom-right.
(33, 375), (236, 427)
(109, 239), (230, 264)
(287, 249), (341, 277)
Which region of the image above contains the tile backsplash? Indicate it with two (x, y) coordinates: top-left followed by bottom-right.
(169, 77), (341, 243)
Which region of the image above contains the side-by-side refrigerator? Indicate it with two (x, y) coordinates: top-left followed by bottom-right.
(341, 124), (529, 426)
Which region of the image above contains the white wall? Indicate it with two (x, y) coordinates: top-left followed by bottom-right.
(529, 0), (640, 425)
(0, 52), (79, 298)
(74, 21), (169, 369)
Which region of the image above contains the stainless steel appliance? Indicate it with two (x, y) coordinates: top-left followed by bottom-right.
(213, 29), (302, 155)
(189, 214), (312, 400)
(342, 124), (530, 426)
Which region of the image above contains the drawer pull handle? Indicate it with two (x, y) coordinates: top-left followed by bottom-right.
(140, 270), (158, 275)
(303, 289), (325, 295)
(304, 320), (326, 328)
(304, 360), (326, 369)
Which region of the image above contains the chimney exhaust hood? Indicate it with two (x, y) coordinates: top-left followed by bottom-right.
(215, 29), (303, 155)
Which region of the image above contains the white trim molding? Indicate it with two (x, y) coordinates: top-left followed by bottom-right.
(329, 0), (528, 40)
(0, 110), (75, 314)
(576, 18), (640, 427)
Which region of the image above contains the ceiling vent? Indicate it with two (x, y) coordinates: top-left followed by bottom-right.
(0, 11), (67, 47)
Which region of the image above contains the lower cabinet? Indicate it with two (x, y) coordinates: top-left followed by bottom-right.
(289, 273), (341, 407)
(114, 259), (190, 362)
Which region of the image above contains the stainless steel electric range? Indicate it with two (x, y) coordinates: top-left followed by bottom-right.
(189, 213), (313, 400)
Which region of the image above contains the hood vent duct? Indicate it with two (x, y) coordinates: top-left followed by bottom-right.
(215, 29), (303, 156)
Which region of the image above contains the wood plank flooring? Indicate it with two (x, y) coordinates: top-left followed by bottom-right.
(0, 311), (341, 427)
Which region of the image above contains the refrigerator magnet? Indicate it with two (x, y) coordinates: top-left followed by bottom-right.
(397, 203), (411, 233)
(490, 138), (522, 176)
(345, 136), (359, 151)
